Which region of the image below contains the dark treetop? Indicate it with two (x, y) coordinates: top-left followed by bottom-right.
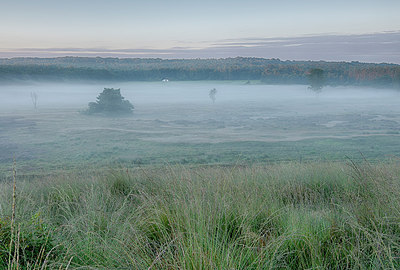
(86, 88), (134, 115)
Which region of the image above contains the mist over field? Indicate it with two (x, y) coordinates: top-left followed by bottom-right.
(2, 80), (400, 269)
(1, 80), (399, 109)
(1, 80), (400, 170)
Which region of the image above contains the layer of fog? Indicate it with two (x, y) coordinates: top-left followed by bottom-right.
(1, 81), (399, 116)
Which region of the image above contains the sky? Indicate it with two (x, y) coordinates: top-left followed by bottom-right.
(1, 0), (400, 63)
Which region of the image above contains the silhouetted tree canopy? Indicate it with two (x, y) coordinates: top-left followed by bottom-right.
(1, 57), (400, 88)
(308, 68), (325, 92)
(87, 88), (134, 115)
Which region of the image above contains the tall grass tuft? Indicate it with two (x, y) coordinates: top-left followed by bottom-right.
(0, 161), (399, 268)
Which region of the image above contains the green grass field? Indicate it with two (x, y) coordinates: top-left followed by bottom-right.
(1, 161), (400, 269)
(1, 105), (400, 178)
(1, 83), (400, 268)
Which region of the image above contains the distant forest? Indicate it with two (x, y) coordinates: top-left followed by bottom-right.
(1, 57), (399, 87)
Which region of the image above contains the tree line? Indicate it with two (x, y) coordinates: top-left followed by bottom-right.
(0, 57), (399, 87)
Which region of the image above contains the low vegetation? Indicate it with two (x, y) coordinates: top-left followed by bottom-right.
(86, 88), (134, 115)
(1, 160), (399, 269)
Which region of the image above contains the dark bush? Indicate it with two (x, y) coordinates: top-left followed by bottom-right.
(86, 88), (134, 115)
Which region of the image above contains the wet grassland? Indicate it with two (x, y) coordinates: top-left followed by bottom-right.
(1, 83), (400, 268)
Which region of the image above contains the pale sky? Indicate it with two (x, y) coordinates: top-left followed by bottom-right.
(1, 0), (400, 62)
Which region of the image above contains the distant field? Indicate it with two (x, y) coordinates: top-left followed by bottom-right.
(1, 81), (400, 177)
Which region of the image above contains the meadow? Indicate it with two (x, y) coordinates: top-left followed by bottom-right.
(1, 161), (400, 269)
(1, 81), (400, 268)
(1, 82), (400, 174)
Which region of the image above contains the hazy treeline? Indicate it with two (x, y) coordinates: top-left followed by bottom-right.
(1, 57), (399, 87)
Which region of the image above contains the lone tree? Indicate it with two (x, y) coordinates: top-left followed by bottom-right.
(394, 70), (400, 89)
(308, 68), (325, 92)
(209, 88), (217, 103)
(86, 88), (134, 115)
(30, 92), (38, 109)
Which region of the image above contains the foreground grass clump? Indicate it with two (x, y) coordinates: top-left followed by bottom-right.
(0, 161), (399, 269)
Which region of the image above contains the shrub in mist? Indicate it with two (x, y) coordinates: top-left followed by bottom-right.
(86, 88), (134, 115)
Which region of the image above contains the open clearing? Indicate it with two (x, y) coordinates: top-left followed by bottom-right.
(1, 81), (400, 174)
